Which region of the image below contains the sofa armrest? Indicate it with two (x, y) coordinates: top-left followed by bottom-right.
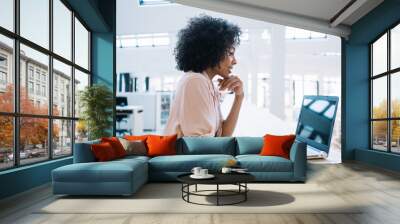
(73, 140), (100, 163)
(289, 141), (307, 181)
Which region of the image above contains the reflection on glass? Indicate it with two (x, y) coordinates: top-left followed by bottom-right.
(20, 117), (49, 165)
(20, 0), (49, 49)
(20, 44), (49, 115)
(391, 24), (400, 70)
(74, 69), (89, 118)
(53, 119), (72, 158)
(391, 72), (400, 118)
(75, 18), (89, 70)
(297, 98), (338, 147)
(391, 120), (400, 153)
(372, 77), (387, 119)
(53, 0), (72, 60)
(372, 33), (387, 76)
(75, 120), (88, 143)
(0, 0), (14, 31)
(53, 59), (72, 117)
(372, 121), (387, 151)
(0, 116), (13, 170)
(0, 34), (14, 112)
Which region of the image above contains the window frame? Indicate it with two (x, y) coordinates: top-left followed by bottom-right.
(370, 21), (400, 154)
(0, 0), (92, 171)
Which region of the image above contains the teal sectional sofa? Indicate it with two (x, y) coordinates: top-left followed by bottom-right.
(52, 137), (306, 196)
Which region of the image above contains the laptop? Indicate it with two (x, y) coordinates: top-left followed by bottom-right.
(295, 95), (339, 159)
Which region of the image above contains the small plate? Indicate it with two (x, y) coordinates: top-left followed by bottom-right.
(190, 174), (215, 179)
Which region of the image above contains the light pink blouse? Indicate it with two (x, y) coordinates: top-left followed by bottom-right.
(164, 72), (223, 137)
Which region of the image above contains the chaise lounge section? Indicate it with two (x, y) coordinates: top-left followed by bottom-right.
(52, 137), (306, 196)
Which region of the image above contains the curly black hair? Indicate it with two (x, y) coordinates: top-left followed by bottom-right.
(174, 15), (241, 73)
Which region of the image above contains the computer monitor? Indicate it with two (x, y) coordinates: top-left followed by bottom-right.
(295, 95), (339, 154)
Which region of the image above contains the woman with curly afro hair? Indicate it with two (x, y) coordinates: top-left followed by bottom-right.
(164, 15), (244, 137)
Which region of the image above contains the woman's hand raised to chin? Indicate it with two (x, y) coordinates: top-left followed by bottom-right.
(217, 75), (244, 97)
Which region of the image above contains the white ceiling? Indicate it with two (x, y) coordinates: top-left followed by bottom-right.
(174, 0), (384, 38)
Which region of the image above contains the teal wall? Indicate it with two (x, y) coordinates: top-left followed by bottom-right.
(0, 0), (116, 200)
(343, 0), (400, 171)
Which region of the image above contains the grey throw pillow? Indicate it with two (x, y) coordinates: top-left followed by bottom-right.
(119, 138), (147, 156)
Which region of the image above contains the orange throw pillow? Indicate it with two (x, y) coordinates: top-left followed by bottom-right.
(123, 135), (150, 141)
(101, 137), (127, 158)
(146, 135), (177, 157)
(91, 142), (117, 161)
(260, 134), (296, 159)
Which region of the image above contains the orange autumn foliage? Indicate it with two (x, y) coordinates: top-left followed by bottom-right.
(0, 84), (59, 150)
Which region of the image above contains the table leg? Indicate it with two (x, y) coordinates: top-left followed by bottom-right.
(195, 184), (197, 192)
(217, 184), (219, 206)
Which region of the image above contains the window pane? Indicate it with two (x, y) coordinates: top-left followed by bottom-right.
(53, 59), (72, 117)
(0, 0), (14, 31)
(75, 120), (88, 143)
(391, 24), (400, 70)
(20, 0), (49, 49)
(0, 34), (14, 112)
(20, 117), (49, 165)
(20, 44), (49, 115)
(75, 18), (89, 70)
(372, 121), (387, 151)
(372, 77), (387, 119)
(74, 69), (89, 118)
(0, 116), (13, 170)
(53, 119), (72, 158)
(391, 120), (400, 153)
(53, 0), (72, 60)
(372, 33), (387, 76)
(391, 72), (400, 118)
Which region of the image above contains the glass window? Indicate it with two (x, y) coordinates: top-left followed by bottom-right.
(20, 0), (49, 49)
(0, 116), (14, 170)
(391, 72), (400, 118)
(53, 59), (72, 117)
(19, 117), (49, 165)
(391, 120), (400, 153)
(0, 35), (13, 113)
(74, 69), (89, 118)
(53, 119), (72, 158)
(372, 121), (388, 151)
(74, 18), (89, 70)
(391, 24), (400, 70)
(0, 0), (14, 31)
(372, 34), (387, 76)
(20, 44), (49, 115)
(372, 77), (387, 119)
(53, 0), (72, 60)
(75, 120), (88, 143)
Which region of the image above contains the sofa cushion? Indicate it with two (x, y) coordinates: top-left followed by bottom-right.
(147, 135), (177, 157)
(52, 159), (147, 183)
(177, 137), (236, 155)
(260, 134), (296, 159)
(101, 137), (127, 158)
(236, 155), (293, 172)
(148, 154), (235, 172)
(235, 137), (263, 155)
(91, 142), (118, 161)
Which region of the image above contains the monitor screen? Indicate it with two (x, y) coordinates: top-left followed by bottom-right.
(295, 95), (339, 153)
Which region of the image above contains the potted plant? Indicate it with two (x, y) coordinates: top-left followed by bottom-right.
(79, 84), (113, 140)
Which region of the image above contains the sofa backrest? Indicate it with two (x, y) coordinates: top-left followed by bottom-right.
(235, 137), (263, 155)
(177, 137), (236, 155)
(73, 139), (100, 163)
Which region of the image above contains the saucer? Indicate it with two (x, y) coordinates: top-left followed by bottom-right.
(190, 174), (215, 179)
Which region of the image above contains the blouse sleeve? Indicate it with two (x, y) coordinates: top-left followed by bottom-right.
(178, 78), (216, 136)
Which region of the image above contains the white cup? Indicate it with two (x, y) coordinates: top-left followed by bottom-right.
(200, 169), (208, 176)
(221, 167), (232, 174)
(191, 167), (202, 176)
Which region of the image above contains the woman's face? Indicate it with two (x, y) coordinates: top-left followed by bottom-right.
(216, 47), (237, 79)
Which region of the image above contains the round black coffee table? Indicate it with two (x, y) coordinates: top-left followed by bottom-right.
(177, 173), (255, 206)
